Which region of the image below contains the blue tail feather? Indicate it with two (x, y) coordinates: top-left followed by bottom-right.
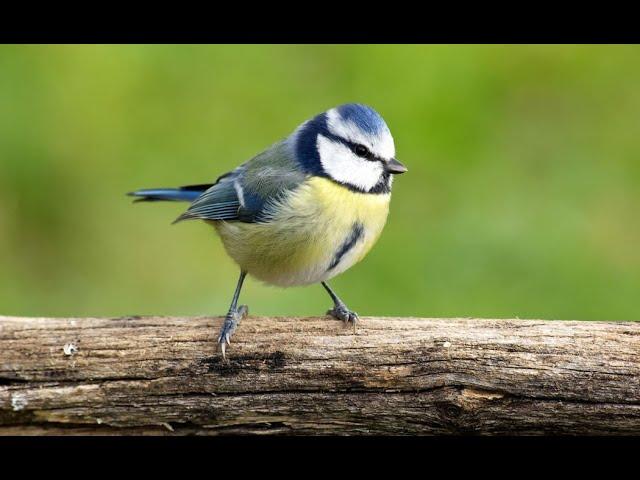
(127, 184), (212, 203)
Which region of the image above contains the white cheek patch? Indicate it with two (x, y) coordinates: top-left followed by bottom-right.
(326, 108), (395, 160)
(317, 134), (384, 191)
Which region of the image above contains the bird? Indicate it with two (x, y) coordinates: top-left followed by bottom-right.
(128, 103), (407, 358)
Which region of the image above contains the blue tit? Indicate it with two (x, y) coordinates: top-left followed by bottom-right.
(129, 103), (407, 358)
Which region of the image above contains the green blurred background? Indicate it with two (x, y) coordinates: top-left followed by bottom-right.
(0, 45), (638, 321)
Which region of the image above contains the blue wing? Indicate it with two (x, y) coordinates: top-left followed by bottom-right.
(173, 170), (243, 223)
(174, 140), (306, 224)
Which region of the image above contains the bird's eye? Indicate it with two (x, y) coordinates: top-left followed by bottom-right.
(354, 144), (370, 158)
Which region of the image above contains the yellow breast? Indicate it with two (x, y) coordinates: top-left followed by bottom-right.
(213, 176), (391, 287)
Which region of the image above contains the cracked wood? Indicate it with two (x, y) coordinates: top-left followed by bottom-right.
(0, 315), (639, 435)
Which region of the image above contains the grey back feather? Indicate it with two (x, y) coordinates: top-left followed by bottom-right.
(174, 139), (307, 224)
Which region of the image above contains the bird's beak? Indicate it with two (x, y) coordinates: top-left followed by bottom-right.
(385, 158), (408, 174)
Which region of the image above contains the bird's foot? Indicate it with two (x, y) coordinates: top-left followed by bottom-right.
(217, 304), (249, 359)
(327, 303), (359, 333)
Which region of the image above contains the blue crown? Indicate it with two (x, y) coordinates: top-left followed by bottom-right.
(335, 103), (388, 135)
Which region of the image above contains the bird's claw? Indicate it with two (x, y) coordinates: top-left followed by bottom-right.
(327, 304), (359, 333)
(217, 305), (249, 359)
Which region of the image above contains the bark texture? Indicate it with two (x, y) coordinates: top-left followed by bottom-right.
(1, 315), (639, 435)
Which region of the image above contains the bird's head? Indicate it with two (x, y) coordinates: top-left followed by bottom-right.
(294, 103), (407, 193)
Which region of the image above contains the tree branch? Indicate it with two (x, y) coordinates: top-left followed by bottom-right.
(1, 315), (639, 435)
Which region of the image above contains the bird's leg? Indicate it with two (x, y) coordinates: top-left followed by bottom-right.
(217, 270), (248, 359)
(321, 281), (358, 333)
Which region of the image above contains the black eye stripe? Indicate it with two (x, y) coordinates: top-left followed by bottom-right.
(320, 131), (385, 162)
(351, 143), (370, 158)
(347, 141), (382, 162)
(355, 144), (369, 157)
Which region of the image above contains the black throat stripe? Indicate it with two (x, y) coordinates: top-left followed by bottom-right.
(327, 222), (365, 271)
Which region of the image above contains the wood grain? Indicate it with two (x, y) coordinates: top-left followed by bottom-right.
(1, 315), (639, 435)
